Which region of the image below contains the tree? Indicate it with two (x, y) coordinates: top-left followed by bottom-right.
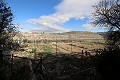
(92, 0), (120, 80)
(0, 0), (18, 52)
(92, 0), (120, 31)
(92, 0), (120, 47)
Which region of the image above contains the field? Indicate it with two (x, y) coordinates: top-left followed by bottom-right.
(13, 31), (105, 58)
(1, 31), (105, 80)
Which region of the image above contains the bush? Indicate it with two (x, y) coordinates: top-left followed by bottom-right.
(31, 47), (37, 53)
(42, 46), (52, 54)
(23, 39), (27, 43)
(93, 48), (120, 80)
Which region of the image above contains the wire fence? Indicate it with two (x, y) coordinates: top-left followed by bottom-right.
(0, 50), (97, 80)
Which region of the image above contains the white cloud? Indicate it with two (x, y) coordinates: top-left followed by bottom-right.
(82, 23), (95, 29)
(27, 19), (71, 32)
(55, 0), (99, 19)
(27, 0), (100, 32)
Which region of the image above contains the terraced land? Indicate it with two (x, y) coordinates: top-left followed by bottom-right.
(13, 31), (104, 58)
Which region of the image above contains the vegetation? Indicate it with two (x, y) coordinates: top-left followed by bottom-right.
(0, 0), (18, 51)
(92, 0), (120, 48)
(0, 1), (20, 79)
(92, 0), (120, 80)
(92, 0), (120, 30)
(0, 0), (119, 80)
(93, 48), (120, 80)
(31, 47), (37, 53)
(42, 45), (52, 54)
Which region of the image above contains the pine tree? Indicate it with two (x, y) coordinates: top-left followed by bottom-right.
(0, 0), (17, 51)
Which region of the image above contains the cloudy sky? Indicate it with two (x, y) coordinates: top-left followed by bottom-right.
(7, 0), (107, 33)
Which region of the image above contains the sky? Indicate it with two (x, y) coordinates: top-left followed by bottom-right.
(6, 0), (107, 33)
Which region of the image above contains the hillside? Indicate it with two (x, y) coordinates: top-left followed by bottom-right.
(13, 31), (104, 58)
(14, 31), (104, 41)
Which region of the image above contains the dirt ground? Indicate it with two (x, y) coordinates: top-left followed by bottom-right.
(13, 39), (104, 59)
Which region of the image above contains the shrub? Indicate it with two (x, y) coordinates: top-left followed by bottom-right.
(23, 39), (27, 43)
(93, 48), (120, 80)
(31, 47), (37, 53)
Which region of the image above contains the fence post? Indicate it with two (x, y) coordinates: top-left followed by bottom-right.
(85, 51), (88, 56)
(71, 44), (72, 54)
(10, 53), (14, 80)
(0, 49), (3, 66)
(11, 54), (14, 70)
(34, 51), (37, 60)
(81, 50), (84, 70)
(34, 55), (43, 74)
(56, 37), (58, 55)
(82, 50), (84, 55)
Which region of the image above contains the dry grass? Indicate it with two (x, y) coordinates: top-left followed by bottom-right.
(13, 31), (104, 58)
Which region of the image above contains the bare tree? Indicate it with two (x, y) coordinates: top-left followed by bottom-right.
(92, 1), (120, 80)
(92, 0), (120, 48)
(92, 0), (120, 31)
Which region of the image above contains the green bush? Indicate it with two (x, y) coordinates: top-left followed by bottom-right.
(42, 46), (52, 54)
(31, 47), (37, 53)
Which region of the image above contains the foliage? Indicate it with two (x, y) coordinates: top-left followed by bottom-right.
(31, 47), (37, 53)
(42, 45), (52, 54)
(33, 54), (101, 80)
(23, 39), (27, 43)
(92, 0), (120, 47)
(93, 48), (120, 80)
(92, 1), (120, 80)
(0, 0), (18, 51)
(104, 30), (120, 48)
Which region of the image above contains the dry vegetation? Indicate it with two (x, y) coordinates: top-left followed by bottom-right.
(13, 31), (104, 58)
(1, 31), (106, 80)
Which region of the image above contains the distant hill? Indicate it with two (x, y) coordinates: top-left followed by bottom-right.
(62, 31), (97, 35)
(97, 32), (106, 36)
(14, 31), (104, 40)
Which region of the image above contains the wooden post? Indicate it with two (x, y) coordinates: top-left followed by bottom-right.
(81, 50), (84, 70)
(34, 39), (37, 60)
(85, 51), (88, 56)
(11, 54), (14, 71)
(82, 50), (84, 55)
(33, 55), (43, 75)
(71, 44), (72, 54)
(34, 51), (37, 60)
(70, 35), (73, 54)
(10, 53), (14, 80)
(56, 36), (58, 55)
(0, 49), (3, 65)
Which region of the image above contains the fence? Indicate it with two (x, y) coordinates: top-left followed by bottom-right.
(0, 49), (97, 80)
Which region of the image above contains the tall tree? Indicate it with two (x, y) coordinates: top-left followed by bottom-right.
(92, 1), (120, 80)
(92, 0), (120, 47)
(0, 0), (17, 52)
